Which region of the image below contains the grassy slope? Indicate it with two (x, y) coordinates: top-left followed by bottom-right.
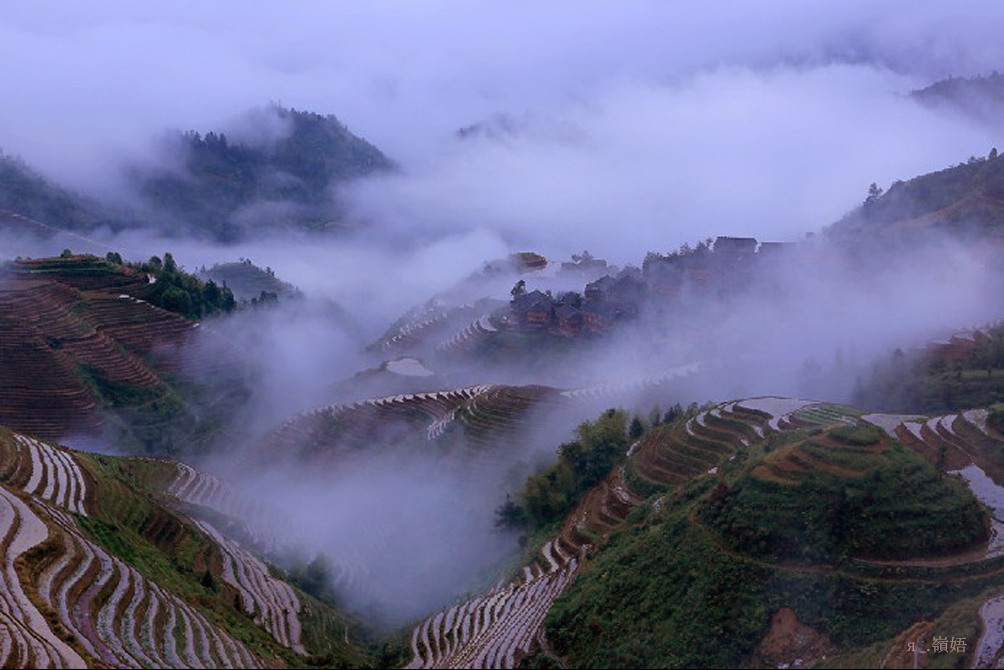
(58, 447), (371, 668)
(853, 324), (1004, 416)
(0, 153), (119, 231)
(200, 261), (299, 301)
(536, 420), (999, 669)
(828, 149), (1004, 241)
(4, 256), (249, 456)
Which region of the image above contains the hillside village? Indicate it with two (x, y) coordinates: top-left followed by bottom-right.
(505, 236), (795, 338)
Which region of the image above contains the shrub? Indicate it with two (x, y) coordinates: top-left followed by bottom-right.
(829, 424), (884, 446)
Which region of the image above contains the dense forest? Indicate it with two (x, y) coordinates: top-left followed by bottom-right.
(134, 104), (393, 240)
(827, 146), (1004, 243)
(0, 151), (122, 231)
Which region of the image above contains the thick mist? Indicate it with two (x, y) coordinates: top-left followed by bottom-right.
(560, 236), (1001, 408)
(3, 0), (1004, 635)
(3, 2), (1004, 257)
(234, 449), (527, 629)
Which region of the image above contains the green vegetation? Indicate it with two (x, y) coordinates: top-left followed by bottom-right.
(538, 448), (998, 669)
(16, 251), (236, 320)
(831, 145), (1004, 241)
(701, 435), (989, 563)
(12, 253), (252, 457)
(485, 403), (1001, 668)
(284, 551), (339, 607)
(74, 451), (370, 668)
(133, 104), (392, 240)
(828, 423), (885, 446)
(854, 324), (1004, 414)
(991, 403), (1004, 430)
(77, 453), (302, 664)
(0, 151), (123, 231)
(199, 258), (301, 302)
(518, 408), (628, 528)
(129, 252), (237, 320)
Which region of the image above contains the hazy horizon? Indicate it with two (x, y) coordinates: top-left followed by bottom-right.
(3, 1), (1004, 265)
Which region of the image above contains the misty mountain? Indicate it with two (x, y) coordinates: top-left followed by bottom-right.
(0, 152), (124, 232)
(826, 146), (1004, 244)
(197, 258), (301, 302)
(130, 105), (393, 241)
(912, 71), (1004, 128)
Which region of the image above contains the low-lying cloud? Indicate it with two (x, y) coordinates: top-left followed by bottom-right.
(3, 0), (1004, 634)
(345, 63), (997, 262)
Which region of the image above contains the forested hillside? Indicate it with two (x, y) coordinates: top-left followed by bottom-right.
(132, 105), (393, 239)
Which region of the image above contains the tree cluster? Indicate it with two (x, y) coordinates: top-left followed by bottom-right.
(516, 409), (629, 529)
(136, 104), (392, 240)
(123, 252), (236, 320)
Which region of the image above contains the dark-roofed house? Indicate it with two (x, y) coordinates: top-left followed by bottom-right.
(584, 275), (616, 302)
(511, 289), (548, 310)
(581, 302), (618, 333)
(757, 241), (796, 256)
(511, 289), (549, 326)
(525, 295), (554, 327)
(714, 236), (758, 259)
(927, 330), (990, 363)
(644, 256), (683, 297)
(555, 304), (583, 336)
(609, 273), (646, 307)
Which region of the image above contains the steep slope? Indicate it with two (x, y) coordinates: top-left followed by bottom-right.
(853, 321), (1004, 417)
(198, 260), (300, 302)
(0, 154), (121, 233)
(399, 398), (1003, 669)
(131, 104), (392, 239)
(912, 71), (1004, 129)
(0, 255), (247, 455)
(826, 148), (1004, 245)
(249, 383), (564, 469)
(0, 428), (368, 668)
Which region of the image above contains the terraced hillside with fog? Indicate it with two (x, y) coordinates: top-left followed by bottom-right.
(0, 428), (369, 668)
(396, 398), (1004, 669)
(0, 255), (247, 454)
(249, 383), (565, 470)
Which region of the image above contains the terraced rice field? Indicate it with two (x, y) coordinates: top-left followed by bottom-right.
(406, 559), (577, 670)
(866, 410), (997, 473)
(405, 402), (764, 669)
(260, 383), (562, 464)
(376, 303), (478, 353)
(11, 434), (89, 516)
(0, 261), (243, 441)
(0, 432), (333, 667)
(406, 398), (1004, 668)
(194, 519), (304, 653)
(0, 486), (86, 668)
(559, 361), (701, 403)
(973, 592), (1004, 669)
(736, 396), (819, 431)
(436, 315), (498, 353)
(169, 463), (252, 519)
(0, 484), (260, 668)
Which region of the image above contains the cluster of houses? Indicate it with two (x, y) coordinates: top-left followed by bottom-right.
(509, 268), (646, 336)
(925, 329), (992, 363)
(507, 236), (795, 337)
(644, 236), (795, 298)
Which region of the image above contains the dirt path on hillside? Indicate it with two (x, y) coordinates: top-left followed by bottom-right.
(687, 508), (1004, 584)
